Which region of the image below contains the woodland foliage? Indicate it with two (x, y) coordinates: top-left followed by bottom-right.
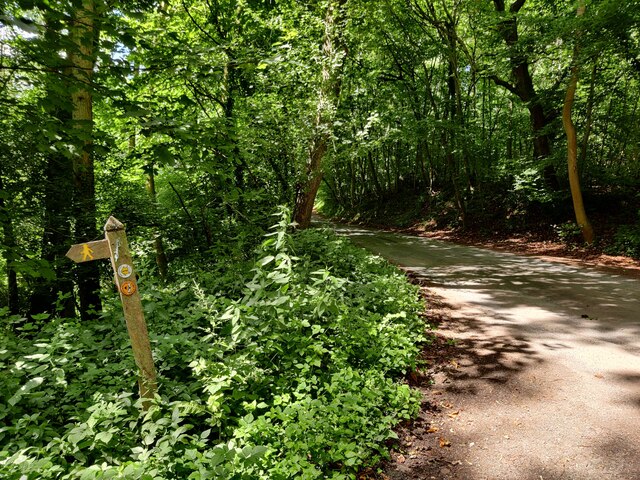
(1, 218), (426, 479)
(1, 0), (639, 477)
(1, 0), (640, 315)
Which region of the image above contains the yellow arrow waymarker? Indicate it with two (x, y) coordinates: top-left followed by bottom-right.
(65, 217), (157, 411)
(65, 239), (111, 263)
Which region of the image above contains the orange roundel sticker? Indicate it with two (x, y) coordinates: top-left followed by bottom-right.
(120, 281), (137, 296)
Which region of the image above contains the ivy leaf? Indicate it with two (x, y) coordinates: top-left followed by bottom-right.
(8, 377), (44, 406)
(95, 431), (113, 444)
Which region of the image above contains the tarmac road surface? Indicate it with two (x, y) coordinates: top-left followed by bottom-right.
(334, 224), (640, 480)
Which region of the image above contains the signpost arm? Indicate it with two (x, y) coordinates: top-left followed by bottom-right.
(104, 216), (157, 407)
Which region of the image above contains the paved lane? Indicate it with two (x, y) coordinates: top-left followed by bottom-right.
(335, 224), (640, 480)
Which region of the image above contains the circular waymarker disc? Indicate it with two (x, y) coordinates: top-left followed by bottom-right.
(120, 281), (137, 297)
(117, 263), (133, 278)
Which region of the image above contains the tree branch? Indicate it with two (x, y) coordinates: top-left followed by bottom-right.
(510, 0), (527, 13)
(489, 75), (518, 96)
(167, 181), (196, 226)
(184, 77), (225, 113)
(181, 0), (220, 46)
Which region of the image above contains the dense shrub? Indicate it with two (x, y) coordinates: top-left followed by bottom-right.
(609, 224), (640, 259)
(0, 210), (428, 479)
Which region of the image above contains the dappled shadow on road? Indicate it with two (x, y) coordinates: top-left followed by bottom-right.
(335, 226), (640, 480)
(337, 225), (640, 356)
(516, 432), (640, 480)
(383, 290), (548, 480)
(416, 290), (543, 397)
(609, 372), (640, 409)
(381, 289), (640, 480)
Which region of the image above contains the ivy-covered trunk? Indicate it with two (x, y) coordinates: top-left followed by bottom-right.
(30, 11), (75, 318)
(30, 143), (76, 318)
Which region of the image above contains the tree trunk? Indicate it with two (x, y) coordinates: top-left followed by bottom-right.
(367, 152), (383, 198)
(491, 1), (558, 188)
(223, 60), (247, 213)
(0, 169), (18, 314)
(145, 161), (169, 280)
(294, 0), (347, 229)
(598, 99), (613, 165)
(563, 1), (594, 244)
(30, 11), (75, 318)
(416, 140), (428, 187)
(68, 0), (102, 319)
(445, 25), (466, 228)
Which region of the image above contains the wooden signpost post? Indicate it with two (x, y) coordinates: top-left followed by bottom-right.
(66, 216), (157, 409)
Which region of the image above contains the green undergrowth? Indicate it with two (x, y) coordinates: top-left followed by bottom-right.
(0, 209), (429, 479)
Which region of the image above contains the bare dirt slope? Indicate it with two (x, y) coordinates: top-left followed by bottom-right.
(336, 225), (640, 480)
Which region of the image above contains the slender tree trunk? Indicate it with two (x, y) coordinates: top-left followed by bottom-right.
(367, 152), (383, 197)
(139, 149), (169, 280)
(506, 100), (514, 160)
(222, 60), (248, 213)
(394, 143), (401, 193)
(294, 0), (347, 228)
(384, 150), (392, 192)
(445, 26), (466, 228)
(358, 157), (367, 197)
(147, 160), (169, 280)
(349, 157), (356, 207)
(598, 99), (613, 166)
(563, 1), (594, 244)
(128, 67), (169, 279)
(424, 140), (435, 193)
(0, 169), (18, 314)
(321, 177), (340, 205)
(416, 140), (428, 187)
(69, 0), (102, 319)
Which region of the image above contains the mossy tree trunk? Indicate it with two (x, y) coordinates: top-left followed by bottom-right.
(68, 0), (102, 319)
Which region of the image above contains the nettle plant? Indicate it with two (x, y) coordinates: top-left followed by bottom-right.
(1, 208), (428, 479)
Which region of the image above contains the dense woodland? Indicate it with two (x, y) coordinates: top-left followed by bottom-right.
(0, 0), (639, 478)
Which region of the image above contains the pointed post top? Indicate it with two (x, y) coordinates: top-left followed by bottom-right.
(105, 216), (125, 232)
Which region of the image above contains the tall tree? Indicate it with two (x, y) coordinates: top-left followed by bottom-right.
(294, 0), (347, 228)
(67, 0), (103, 319)
(29, 6), (76, 317)
(563, 0), (593, 243)
(408, 0), (470, 225)
(489, 0), (559, 186)
(0, 166), (18, 314)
